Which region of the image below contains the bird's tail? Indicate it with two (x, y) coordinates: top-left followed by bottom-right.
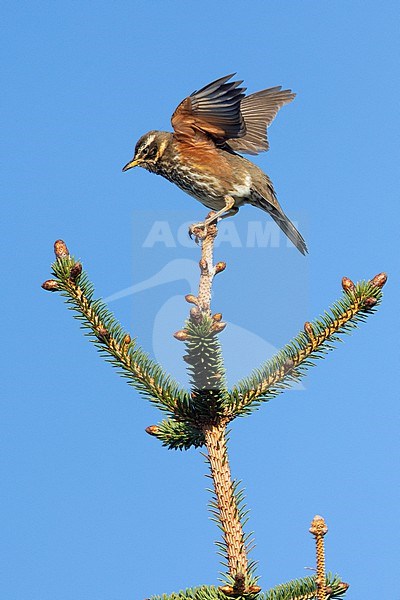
(249, 187), (308, 255)
(267, 203), (308, 255)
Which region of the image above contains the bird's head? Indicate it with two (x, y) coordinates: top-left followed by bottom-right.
(122, 131), (171, 174)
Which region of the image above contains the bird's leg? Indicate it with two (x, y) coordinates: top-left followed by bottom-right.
(204, 196), (237, 225)
(214, 206), (239, 221)
(189, 196), (237, 239)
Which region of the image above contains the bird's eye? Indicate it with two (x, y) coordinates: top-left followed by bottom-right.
(146, 145), (158, 160)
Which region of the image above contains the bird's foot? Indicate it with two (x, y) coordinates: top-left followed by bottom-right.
(188, 211), (219, 242)
(188, 222), (208, 244)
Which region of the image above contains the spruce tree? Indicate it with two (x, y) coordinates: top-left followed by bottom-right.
(42, 217), (386, 599)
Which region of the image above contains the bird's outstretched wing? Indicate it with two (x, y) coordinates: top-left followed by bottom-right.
(171, 74), (247, 144)
(226, 87), (296, 155)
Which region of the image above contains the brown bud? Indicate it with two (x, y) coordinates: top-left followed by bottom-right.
(342, 276), (355, 293)
(338, 582), (350, 592)
(212, 313), (222, 322)
(304, 321), (314, 338)
(190, 306), (202, 323)
(96, 326), (110, 340)
(212, 321), (227, 333)
(309, 515), (328, 536)
(370, 272), (387, 288)
(54, 239), (69, 259)
(215, 261), (226, 274)
(283, 358), (294, 372)
(233, 573), (245, 593)
(69, 262), (82, 282)
(41, 279), (59, 292)
(185, 294), (198, 305)
(248, 586), (262, 594)
(199, 258), (208, 273)
(218, 586), (234, 596)
(173, 329), (188, 341)
(145, 425), (158, 436)
(364, 296), (377, 308)
(122, 334), (132, 351)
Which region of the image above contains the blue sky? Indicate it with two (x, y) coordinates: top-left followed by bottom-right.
(1, 1), (399, 599)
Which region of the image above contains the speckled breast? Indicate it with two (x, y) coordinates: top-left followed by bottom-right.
(156, 160), (230, 210)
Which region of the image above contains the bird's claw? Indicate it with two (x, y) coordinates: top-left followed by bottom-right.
(189, 222), (208, 244)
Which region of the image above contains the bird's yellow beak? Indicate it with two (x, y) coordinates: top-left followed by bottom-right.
(122, 158), (141, 172)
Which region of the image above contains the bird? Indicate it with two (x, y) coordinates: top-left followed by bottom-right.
(122, 74), (307, 254)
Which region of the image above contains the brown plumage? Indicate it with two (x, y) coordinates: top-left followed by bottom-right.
(123, 74), (307, 254)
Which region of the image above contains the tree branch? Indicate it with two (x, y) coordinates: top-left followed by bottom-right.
(42, 240), (191, 417)
(175, 220), (257, 592)
(229, 274), (386, 417)
(203, 424), (249, 580)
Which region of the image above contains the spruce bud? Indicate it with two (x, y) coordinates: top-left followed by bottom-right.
(173, 330), (189, 341)
(370, 272), (387, 288)
(190, 307), (202, 323)
(342, 277), (355, 293)
(199, 258), (208, 272)
(218, 585), (234, 596)
(54, 239), (69, 259)
(123, 334), (131, 345)
(69, 262), (82, 282)
(96, 326), (110, 340)
(145, 425), (158, 436)
(185, 294), (198, 305)
(309, 514), (328, 536)
(283, 358), (294, 372)
(364, 297), (377, 308)
(212, 321), (227, 333)
(304, 321), (314, 338)
(41, 279), (59, 292)
(215, 261), (226, 274)
(233, 573), (245, 593)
